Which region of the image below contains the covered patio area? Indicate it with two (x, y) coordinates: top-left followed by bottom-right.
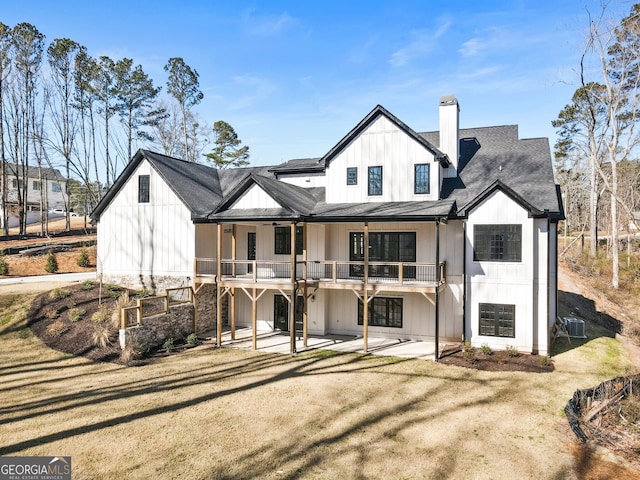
(204, 327), (441, 360)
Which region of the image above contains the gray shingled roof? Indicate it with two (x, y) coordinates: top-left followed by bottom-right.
(422, 126), (562, 217)
(4, 162), (66, 181)
(93, 113), (562, 224)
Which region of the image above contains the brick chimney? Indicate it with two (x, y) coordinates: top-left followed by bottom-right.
(439, 95), (459, 174)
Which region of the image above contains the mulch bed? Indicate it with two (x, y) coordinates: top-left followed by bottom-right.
(439, 344), (554, 372)
(28, 282), (124, 364)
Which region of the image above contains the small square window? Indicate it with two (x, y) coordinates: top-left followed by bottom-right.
(414, 164), (430, 194)
(138, 175), (150, 203)
(51, 182), (61, 193)
(346, 167), (358, 186)
(33, 181), (42, 191)
(368, 166), (382, 196)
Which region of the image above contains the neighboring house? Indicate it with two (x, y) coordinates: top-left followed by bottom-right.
(1, 162), (68, 213)
(91, 96), (563, 358)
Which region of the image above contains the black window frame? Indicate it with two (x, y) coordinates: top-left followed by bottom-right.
(274, 226), (304, 255)
(368, 166), (383, 196)
(349, 231), (416, 278)
(473, 224), (522, 262)
(414, 163), (430, 194)
(138, 175), (150, 203)
(346, 167), (358, 186)
(358, 297), (403, 328)
(479, 303), (515, 338)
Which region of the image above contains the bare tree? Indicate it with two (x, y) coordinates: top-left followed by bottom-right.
(588, 4), (640, 288)
(47, 37), (84, 230)
(164, 57), (203, 162)
(10, 22), (44, 234)
(0, 23), (11, 235)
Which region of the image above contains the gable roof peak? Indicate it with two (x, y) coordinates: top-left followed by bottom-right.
(320, 104), (450, 167)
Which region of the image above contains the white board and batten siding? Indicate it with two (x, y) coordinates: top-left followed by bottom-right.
(465, 190), (552, 354)
(97, 160), (195, 282)
(230, 184), (280, 210)
(325, 116), (440, 203)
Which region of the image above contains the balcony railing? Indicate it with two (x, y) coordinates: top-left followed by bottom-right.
(195, 258), (445, 287)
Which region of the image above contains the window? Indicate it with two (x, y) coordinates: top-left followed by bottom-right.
(51, 182), (61, 193)
(473, 224), (522, 262)
(33, 181), (42, 191)
(368, 166), (382, 196)
(12, 179), (24, 190)
(138, 175), (150, 203)
(479, 303), (515, 338)
(346, 167), (358, 186)
(358, 297), (403, 328)
(414, 164), (430, 194)
(349, 232), (416, 278)
(274, 226), (303, 255)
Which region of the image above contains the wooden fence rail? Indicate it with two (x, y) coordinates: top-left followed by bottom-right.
(120, 286), (194, 329)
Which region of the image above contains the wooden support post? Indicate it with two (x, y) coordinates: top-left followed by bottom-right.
(303, 222), (308, 347)
(434, 219), (441, 362)
(216, 223), (223, 347)
(290, 222), (297, 354)
(363, 222), (369, 353)
(252, 287), (257, 350)
(231, 224), (237, 277)
(230, 288), (236, 340)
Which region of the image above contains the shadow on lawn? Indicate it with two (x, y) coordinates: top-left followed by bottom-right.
(0, 345), (575, 480)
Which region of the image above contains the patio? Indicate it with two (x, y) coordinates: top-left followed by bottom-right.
(206, 327), (439, 360)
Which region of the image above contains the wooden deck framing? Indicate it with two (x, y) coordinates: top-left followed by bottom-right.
(195, 219), (447, 360)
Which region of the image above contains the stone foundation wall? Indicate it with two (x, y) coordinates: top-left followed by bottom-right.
(194, 283), (217, 334)
(119, 303), (195, 350)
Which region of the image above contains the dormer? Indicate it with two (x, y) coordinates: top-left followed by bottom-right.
(321, 105), (449, 204)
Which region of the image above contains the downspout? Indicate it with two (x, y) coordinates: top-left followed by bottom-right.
(462, 220), (467, 342)
(290, 221), (297, 354)
(216, 223), (222, 347)
(363, 222), (369, 353)
(435, 218), (441, 362)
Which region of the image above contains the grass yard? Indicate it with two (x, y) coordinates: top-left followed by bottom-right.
(0, 288), (637, 479)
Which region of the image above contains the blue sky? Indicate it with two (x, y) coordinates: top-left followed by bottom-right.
(2, 1), (634, 167)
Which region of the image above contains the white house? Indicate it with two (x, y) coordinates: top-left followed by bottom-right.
(2, 163), (68, 211)
(91, 96), (563, 358)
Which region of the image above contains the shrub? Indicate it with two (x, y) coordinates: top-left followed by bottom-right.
(46, 319), (68, 337)
(77, 247), (91, 267)
(135, 289), (153, 299)
(480, 343), (493, 355)
(0, 254), (8, 275)
(92, 307), (110, 323)
(112, 291), (132, 329)
(45, 250), (59, 273)
(49, 288), (71, 300)
(540, 355), (551, 367)
(43, 307), (59, 319)
(505, 345), (519, 357)
(163, 337), (174, 353)
(120, 335), (149, 363)
(186, 333), (199, 345)
(81, 280), (95, 291)
(104, 284), (122, 298)
(462, 343), (476, 363)
(92, 323), (112, 348)
(67, 307), (86, 323)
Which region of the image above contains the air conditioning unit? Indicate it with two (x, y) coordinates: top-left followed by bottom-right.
(564, 317), (587, 339)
